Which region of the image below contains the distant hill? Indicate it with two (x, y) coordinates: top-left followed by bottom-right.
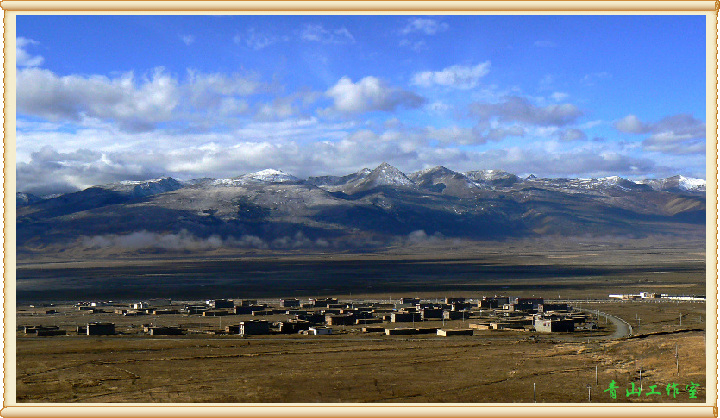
(16, 165), (706, 256)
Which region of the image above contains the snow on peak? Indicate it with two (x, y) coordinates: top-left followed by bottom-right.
(371, 163), (414, 187)
(416, 165), (455, 176)
(103, 177), (183, 196)
(466, 169), (514, 181)
(244, 168), (300, 183)
(637, 175), (706, 192)
(118, 177), (173, 186)
(677, 175), (706, 191)
(598, 176), (635, 186)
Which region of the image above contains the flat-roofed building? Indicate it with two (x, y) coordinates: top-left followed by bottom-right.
(325, 314), (355, 326)
(281, 298), (301, 308)
(86, 322), (115, 336)
(538, 303), (570, 313)
(420, 308), (443, 320)
(308, 327), (332, 335)
(534, 318), (575, 333)
(207, 299), (234, 309)
(240, 320), (270, 336)
(391, 312), (421, 323)
(147, 326), (184, 336)
(443, 310), (467, 320)
(234, 305), (266, 315)
(437, 329), (473, 336)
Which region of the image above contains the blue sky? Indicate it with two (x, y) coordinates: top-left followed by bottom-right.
(15, 15), (708, 195)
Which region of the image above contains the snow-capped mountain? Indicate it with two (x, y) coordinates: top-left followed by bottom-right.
(16, 192), (43, 207)
(307, 168), (372, 188)
(16, 163), (707, 256)
(465, 169), (520, 187)
(350, 162), (415, 191)
(408, 166), (481, 196)
(210, 169), (301, 186)
(243, 169), (300, 183)
(102, 177), (184, 197)
(639, 175), (706, 193)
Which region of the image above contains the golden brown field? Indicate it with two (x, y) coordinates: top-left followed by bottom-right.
(16, 301), (706, 403)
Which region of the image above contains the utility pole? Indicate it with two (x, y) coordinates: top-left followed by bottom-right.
(587, 384), (592, 402)
(679, 313), (682, 327)
(596, 365), (599, 386)
(675, 344), (680, 376)
(639, 366), (642, 391)
(533, 383), (536, 403)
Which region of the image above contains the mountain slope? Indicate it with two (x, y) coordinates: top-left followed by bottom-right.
(16, 164), (706, 255)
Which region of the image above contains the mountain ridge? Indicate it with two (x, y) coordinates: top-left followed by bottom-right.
(16, 163), (706, 256)
(18, 164), (707, 199)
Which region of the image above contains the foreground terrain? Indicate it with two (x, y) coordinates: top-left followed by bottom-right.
(14, 242), (709, 403)
(16, 312), (705, 403)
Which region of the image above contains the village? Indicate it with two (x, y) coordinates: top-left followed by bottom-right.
(18, 295), (608, 338)
(15, 292), (707, 403)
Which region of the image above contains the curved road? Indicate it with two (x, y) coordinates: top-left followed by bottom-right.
(577, 308), (632, 340)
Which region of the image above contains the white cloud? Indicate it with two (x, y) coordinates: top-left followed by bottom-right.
(412, 61), (491, 89)
(425, 126), (480, 145)
(185, 70), (268, 104)
(324, 76), (425, 115)
(469, 96), (583, 127)
(300, 24), (355, 44)
(462, 147), (656, 179)
(17, 67), (272, 132)
(17, 118), (676, 195)
(425, 101), (451, 114)
(17, 67), (180, 132)
(613, 114), (705, 155)
(180, 35), (195, 45)
(579, 120), (603, 130)
(236, 28), (290, 50)
(255, 97), (298, 121)
(482, 125), (526, 142)
(400, 18), (449, 35)
(218, 98), (250, 116)
(534, 40), (557, 48)
(613, 114), (646, 134)
(557, 128), (587, 142)
(83, 230), (272, 251)
(550, 92), (569, 102)
(16, 37), (44, 67)
(398, 39), (427, 52)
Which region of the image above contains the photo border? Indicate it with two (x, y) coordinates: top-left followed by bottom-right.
(2, 1), (717, 417)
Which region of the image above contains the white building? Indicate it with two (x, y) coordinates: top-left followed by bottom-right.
(308, 327), (332, 335)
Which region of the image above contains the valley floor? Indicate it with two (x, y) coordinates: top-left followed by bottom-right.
(14, 300), (707, 404)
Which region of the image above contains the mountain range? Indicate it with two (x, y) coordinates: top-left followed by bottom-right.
(16, 163), (707, 256)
